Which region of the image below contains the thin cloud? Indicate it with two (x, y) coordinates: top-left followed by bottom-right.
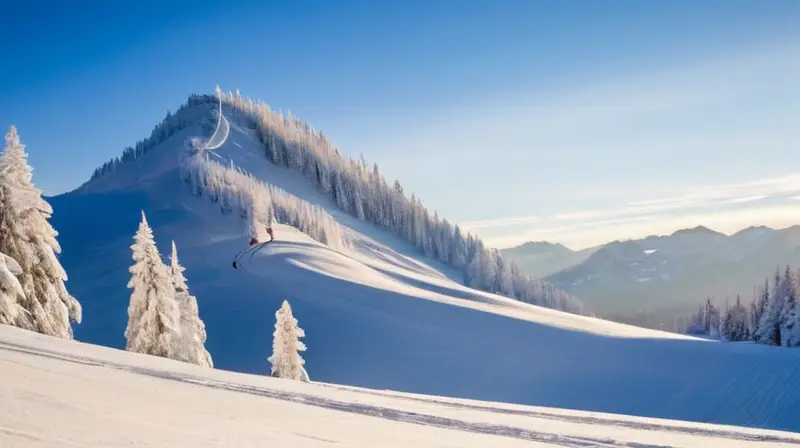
(460, 215), (540, 229)
(726, 195), (769, 204)
(463, 174), (800, 234)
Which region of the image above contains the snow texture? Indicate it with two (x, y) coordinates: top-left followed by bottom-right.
(1, 324), (799, 447)
(0, 251), (24, 325)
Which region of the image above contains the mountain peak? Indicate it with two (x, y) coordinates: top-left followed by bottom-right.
(732, 225), (775, 237)
(510, 241), (571, 252)
(670, 225), (725, 237)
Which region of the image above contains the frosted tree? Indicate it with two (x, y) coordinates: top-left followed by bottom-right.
(750, 278), (770, 337)
(778, 265), (797, 346)
(719, 302), (732, 340)
(0, 252), (25, 326)
(720, 295), (749, 342)
(169, 241), (213, 367)
(755, 268), (787, 345)
(0, 125), (81, 337)
(125, 211), (181, 358)
(267, 300), (309, 382)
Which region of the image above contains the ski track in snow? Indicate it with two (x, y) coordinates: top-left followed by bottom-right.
(1, 330), (798, 447)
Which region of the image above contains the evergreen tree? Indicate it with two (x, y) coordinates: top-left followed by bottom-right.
(0, 125), (81, 337)
(169, 241), (213, 367)
(751, 278), (770, 338)
(755, 268), (786, 345)
(720, 301), (732, 341)
(267, 300), (309, 381)
(723, 295), (750, 342)
(125, 212), (181, 358)
(779, 265), (797, 346)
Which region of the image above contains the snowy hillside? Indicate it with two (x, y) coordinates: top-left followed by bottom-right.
(3, 325), (800, 448)
(42, 94), (800, 433)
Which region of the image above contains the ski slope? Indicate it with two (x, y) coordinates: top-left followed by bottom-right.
(2, 324), (798, 447)
(46, 101), (800, 434)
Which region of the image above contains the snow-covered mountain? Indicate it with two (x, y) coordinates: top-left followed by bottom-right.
(504, 225), (800, 326)
(4, 324), (800, 447)
(29, 90), (800, 434)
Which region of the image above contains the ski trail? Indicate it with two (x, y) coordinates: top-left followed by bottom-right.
(2, 339), (798, 447)
(201, 91), (231, 152)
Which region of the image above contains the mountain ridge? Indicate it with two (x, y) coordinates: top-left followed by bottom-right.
(503, 223), (800, 328)
(503, 224), (800, 255)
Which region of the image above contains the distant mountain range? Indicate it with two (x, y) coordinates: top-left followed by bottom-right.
(501, 225), (800, 327)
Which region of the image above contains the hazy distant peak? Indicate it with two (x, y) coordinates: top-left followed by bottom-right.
(670, 225), (725, 237)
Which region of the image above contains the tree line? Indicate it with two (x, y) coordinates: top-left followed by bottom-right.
(685, 265), (800, 347)
(180, 148), (347, 251)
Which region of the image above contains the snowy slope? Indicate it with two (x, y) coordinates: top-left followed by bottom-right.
(45, 101), (800, 433)
(3, 324), (799, 447)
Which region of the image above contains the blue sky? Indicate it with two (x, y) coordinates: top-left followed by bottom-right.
(1, 0), (799, 249)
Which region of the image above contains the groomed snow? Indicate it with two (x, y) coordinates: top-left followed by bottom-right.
(2, 324), (799, 447)
(43, 104), (800, 435)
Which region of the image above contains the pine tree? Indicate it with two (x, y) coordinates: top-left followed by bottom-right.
(779, 265), (797, 346)
(751, 278), (770, 337)
(169, 241), (213, 367)
(720, 302), (732, 341)
(0, 252), (25, 326)
(267, 300), (309, 381)
(756, 268), (786, 345)
(125, 211), (181, 358)
(0, 125), (81, 337)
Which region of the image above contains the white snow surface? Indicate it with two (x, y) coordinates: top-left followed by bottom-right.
(2, 324), (799, 447)
(45, 106), (800, 434)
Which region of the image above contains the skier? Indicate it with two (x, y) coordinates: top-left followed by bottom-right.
(234, 227), (260, 269)
(266, 226), (274, 242)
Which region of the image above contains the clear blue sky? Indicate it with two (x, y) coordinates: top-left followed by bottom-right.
(1, 0), (799, 249)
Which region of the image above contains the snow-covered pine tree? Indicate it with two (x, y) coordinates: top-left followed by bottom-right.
(267, 300), (309, 382)
(779, 265), (797, 346)
(0, 125), (81, 337)
(0, 252), (25, 326)
(169, 241), (213, 367)
(755, 268), (787, 345)
(125, 211), (181, 358)
(720, 302), (732, 341)
(751, 278), (770, 338)
(730, 295), (750, 341)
